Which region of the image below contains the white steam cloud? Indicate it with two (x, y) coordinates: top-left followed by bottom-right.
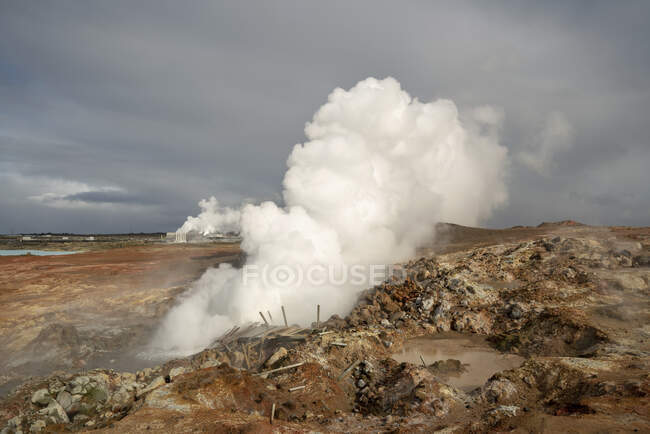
(177, 197), (240, 235)
(152, 77), (508, 355)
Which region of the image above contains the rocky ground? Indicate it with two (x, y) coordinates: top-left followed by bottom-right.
(0, 243), (241, 396)
(1, 223), (648, 433)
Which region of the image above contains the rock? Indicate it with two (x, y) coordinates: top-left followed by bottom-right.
(29, 420), (46, 433)
(7, 415), (23, 428)
(357, 379), (367, 388)
(136, 376), (166, 398)
(110, 386), (135, 412)
(486, 405), (520, 425)
(509, 304), (524, 319)
(380, 318), (391, 327)
(483, 378), (518, 404)
(31, 389), (51, 406)
(168, 366), (187, 380)
(56, 390), (73, 413)
(200, 360), (220, 369)
(433, 301), (449, 320)
(43, 400), (69, 423)
(264, 347), (288, 368)
(390, 311), (404, 322)
(73, 414), (89, 423)
(422, 297), (435, 312)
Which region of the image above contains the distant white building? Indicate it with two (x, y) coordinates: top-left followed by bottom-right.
(169, 230), (240, 243)
(175, 231), (188, 243)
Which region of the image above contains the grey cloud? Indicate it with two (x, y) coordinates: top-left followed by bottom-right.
(0, 1), (649, 233)
(61, 190), (154, 205)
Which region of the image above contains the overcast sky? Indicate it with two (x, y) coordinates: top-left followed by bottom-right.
(1, 1), (649, 233)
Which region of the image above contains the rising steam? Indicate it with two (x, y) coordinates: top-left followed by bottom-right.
(151, 77), (508, 355)
(177, 196), (240, 235)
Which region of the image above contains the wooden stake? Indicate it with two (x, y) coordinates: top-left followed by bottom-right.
(267, 310), (273, 323)
(243, 343), (250, 369)
(255, 362), (304, 377)
(270, 402), (275, 424)
(337, 359), (359, 381)
(317, 304), (320, 329)
(289, 385), (306, 392)
(259, 311), (269, 327)
(281, 305), (288, 327)
(419, 355), (427, 367)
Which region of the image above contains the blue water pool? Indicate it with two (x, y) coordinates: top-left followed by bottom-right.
(0, 250), (80, 256)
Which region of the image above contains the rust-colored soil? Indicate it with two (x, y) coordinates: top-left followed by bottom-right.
(0, 243), (241, 390)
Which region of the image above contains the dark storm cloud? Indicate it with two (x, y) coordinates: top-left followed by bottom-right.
(0, 0), (648, 233)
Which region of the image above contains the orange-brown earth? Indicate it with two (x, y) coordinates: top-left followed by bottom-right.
(0, 243), (241, 394)
(1, 223), (649, 433)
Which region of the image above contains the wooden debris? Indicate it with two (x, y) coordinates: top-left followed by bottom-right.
(270, 402), (275, 424)
(255, 362), (305, 378)
(289, 385), (306, 392)
(420, 355), (427, 367)
(329, 342), (347, 347)
(259, 311), (269, 327)
(337, 359), (359, 381)
(243, 343), (251, 369)
(281, 305), (288, 327)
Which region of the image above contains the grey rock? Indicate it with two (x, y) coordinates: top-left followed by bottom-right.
(8, 415), (23, 428)
(31, 389), (51, 406)
(433, 301), (449, 320)
(136, 376), (166, 398)
(29, 420), (46, 433)
(484, 378), (518, 404)
(110, 386), (135, 412)
(357, 379), (367, 388)
(422, 297), (435, 312)
(56, 390), (73, 412)
(168, 366), (188, 381)
(509, 304), (524, 319)
(44, 400), (69, 423)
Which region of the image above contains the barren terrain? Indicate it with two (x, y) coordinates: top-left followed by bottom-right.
(0, 242), (241, 395)
(1, 223), (649, 433)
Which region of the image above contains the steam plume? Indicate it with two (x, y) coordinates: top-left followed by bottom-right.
(177, 197), (240, 235)
(152, 77), (508, 355)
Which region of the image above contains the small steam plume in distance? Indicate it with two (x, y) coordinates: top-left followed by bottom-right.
(150, 77), (509, 355)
